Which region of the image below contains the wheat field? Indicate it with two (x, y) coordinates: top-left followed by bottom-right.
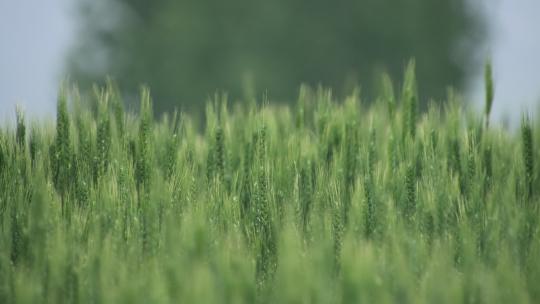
(0, 63), (539, 303)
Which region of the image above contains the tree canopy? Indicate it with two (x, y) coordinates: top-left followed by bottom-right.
(69, 0), (484, 114)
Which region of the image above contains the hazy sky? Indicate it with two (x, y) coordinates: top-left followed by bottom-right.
(0, 0), (73, 121)
(468, 0), (540, 124)
(0, 0), (539, 124)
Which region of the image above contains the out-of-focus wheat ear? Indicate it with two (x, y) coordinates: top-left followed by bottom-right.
(368, 127), (377, 178)
(107, 78), (125, 138)
(29, 127), (38, 166)
(521, 115), (534, 201)
(96, 90), (111, 179)
(381, 73), (396, 119)
(215, 125), (225, 180)
(343, 121), (358, 189)
(136, 86), (153, 198)
(0, 134), (5, 175)
(298, 159), (311, 234)
(401, 59), (418, 140)
(15, 105), (26, 152)
(54, 86), (72, 216)
(482, 136), (493, 196)
(484, 59), (494, 129)
(296, 85), (309, 130)
(363, 174), (376, 239)
(404, 162), (417, 224)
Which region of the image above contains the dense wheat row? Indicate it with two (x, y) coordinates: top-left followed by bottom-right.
(1, 64), (539, 303)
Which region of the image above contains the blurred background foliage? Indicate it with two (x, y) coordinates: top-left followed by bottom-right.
(68, 0), (485, 115)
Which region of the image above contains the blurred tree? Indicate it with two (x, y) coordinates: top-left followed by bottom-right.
(68, 0), (484, 114)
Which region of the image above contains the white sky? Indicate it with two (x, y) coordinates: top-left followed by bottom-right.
(468, 0), (540, 125)
(0, 0), (539, 124)
(0, 0), (73, 122)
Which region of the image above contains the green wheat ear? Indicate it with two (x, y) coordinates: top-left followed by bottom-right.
(107, 79), (125, 138)
(96, 90), (111, 179)
(484, 60), (494, 128)
(29, 127), (38, 166)
(381, 73), (395, 119)
(214, 125), (225, 180)
(363, 173), (376, 239)
(15, 106), (26, 152)
(402, 59), (418, 139)
(521, 116), (534, 201)
(404, 162), (417, 224)
(53, 86), (72, 216)
(0, 135), (5, 173)
(136, 87), (153, 194)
